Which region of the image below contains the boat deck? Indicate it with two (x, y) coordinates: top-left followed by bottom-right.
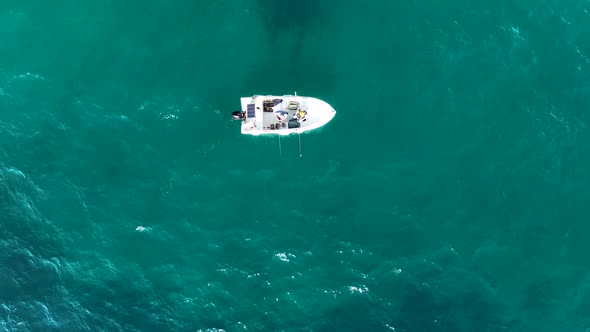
(238, 94), (333, 136)
(256, 96), (306, 132)
(262, 112), (289, 131)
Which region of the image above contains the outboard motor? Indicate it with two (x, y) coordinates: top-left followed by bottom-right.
(232, 111), (245, 120)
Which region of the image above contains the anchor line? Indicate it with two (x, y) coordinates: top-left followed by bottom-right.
(298, 132), (302, 157)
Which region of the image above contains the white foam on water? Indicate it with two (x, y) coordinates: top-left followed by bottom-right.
(274, 252), (296, 262)
(348, 285), (369, 294)
(135, 225), (150, 232)
(12, 72), (46, 81)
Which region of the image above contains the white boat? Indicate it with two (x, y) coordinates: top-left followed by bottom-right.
(231, 92), (336, 136)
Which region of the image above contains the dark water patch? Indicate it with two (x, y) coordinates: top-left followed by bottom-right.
(0, 239), (61, 301)
(241, 54), (341, 98)
(256, 0), (324, 33)
(1, 1), (265, 108)
(255, 0), (330, 61)
(0, 166), (64, 258)
(314, 294), (388, 331)
(368, 254), (512, 332)
(0, 166), (98, 331)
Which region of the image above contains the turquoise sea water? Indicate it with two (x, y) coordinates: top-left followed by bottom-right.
(2, 0), (590, 331)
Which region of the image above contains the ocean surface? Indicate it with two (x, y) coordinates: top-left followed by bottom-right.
(1, 0), (590, 331)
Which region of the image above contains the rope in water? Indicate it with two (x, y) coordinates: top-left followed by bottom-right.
(298, 132), (302, 157)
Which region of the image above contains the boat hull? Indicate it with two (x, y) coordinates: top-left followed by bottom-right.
(234, 94), (336, 136)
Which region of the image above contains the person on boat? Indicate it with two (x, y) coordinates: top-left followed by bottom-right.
(296, 109), (307, 122)
(275, 110), (288, 122)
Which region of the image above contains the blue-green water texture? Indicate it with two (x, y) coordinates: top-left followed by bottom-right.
(2, 0), (590, 331)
